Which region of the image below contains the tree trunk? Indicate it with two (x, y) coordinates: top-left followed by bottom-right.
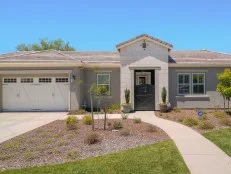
(223, 96), (226, 111)
(104, 105), (107, 130)
(90, 94), (94, 131)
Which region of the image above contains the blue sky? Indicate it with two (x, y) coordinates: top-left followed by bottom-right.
(0, 0), (231, 53)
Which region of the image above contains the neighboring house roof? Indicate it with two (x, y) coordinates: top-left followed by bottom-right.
(0, 49), (231, 67)
(116, 34), (173, 50)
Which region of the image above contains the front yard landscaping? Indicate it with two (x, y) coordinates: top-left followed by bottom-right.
(203, 128), (231, 157)
(0, 117), (169, 171)
(0, 140), (189, 174)
(155, 109), (231, 133)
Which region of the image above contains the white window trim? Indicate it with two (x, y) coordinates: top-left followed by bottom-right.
(97, 73), (111, 93)
(177, 73), (206, 96)
(192, 73), (205, 95)
(177, 73), (191, 95)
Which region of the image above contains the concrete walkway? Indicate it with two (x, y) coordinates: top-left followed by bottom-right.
(0, 112), (67, 143)
(128, 111), (231, 174)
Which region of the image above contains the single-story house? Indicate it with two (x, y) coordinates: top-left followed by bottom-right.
(0, 34), (231, 112)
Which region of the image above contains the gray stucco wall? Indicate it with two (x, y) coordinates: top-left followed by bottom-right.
(82, 68), (120, 109)
(169, 67), (227, 108)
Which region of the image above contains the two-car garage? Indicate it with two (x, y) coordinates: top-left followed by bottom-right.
(2, 76), (70, 111)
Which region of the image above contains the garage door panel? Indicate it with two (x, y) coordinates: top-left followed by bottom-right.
(20, 84), (38, 110)
(54, 83), (69, 110)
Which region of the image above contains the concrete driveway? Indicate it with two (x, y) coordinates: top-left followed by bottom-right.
(0, 112), (67, 143)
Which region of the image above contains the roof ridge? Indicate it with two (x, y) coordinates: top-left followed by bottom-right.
(200, 49), (231, 56)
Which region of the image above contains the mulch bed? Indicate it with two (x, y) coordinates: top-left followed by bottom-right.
(0, 118), (169, 171)
(155, 109), (231, 133)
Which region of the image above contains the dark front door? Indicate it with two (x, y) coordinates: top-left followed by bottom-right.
(134, 70), (155, 111)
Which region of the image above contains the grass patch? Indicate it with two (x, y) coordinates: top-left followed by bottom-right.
(219, 118), (231, 126)
(1, 140), (189, 174)
(198, 121), (214, 130)
(23, 152), (36, 161)
(83, 115), (92, 125)
(213, 111), (227, 119)
(203, 128), (231, 157)
(2, 141), (20, 150)
(67, 149), (79, 160)
(0, 154), (14, 161)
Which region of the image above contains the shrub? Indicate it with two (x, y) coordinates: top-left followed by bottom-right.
(161, 87), (167, 103)
(58, 141), (68, 147)
(67, 149), (79, 159)
(0, 154), (14, 161)
(133, 117), (142, 124)
(68, 109), (86, 115)
(109, 103), (121, 111)
(48, 148), (61, 154)
(113, 121), (123, 130)
(173, 107), (181, 113)
(120, 129), (130, 136)
(182, 117), (198, 127)
(199, 114), (208, 121)
(66, 116), (78, 130)
(84, 132), (100, 145)
(198, 121), (214, 129)
(213, 111), (226, 119)
(219, 118), (231, 126)
(146, 125), (158, 132)
(24, 152), (36, 160)
(124, 88), (130, 104)
(83, 115), (92, 125)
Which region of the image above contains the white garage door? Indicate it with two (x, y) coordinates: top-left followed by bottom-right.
(2, 77), (69, 111)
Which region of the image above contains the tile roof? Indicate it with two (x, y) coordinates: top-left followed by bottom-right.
(116, 34), (173, 49)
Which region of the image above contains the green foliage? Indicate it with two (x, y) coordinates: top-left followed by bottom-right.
(0, 154), (14, 161)
(24, 152), (36, 160)
(89, 83), (109, 96)
(83, 115), (93, 125)
(113, 121), (123, 130)
(68, 109), (86, 115)
(65, 116), (78, 130)
(84, 133), (100, 145)
(219, 118), (231, 126)
(182, 117), (198, 127)
(133, 117), (142, 124)
(199, 114), (208, 121)
(198, 121), (214, 129)
(213, 111), (227, 119)
(124, 88), (130, 104)
(161, 87), (167, 103)
(16, 38), (75, 51)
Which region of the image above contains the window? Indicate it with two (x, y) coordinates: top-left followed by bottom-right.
(192, 73), (205, 94)
(178, 74), (190, 94)
(177, 73), (205, 95)
(4, 78), (17, 83)
(97, 74), (110, 93)
(21, 78), (33, 83)
(39, 78), (52, 83)
(56, 78), (68, 83)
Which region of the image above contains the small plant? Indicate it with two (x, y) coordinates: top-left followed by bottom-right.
(173, 107), (181, 113)
(133, 117), (142, 124)
(48, 148), (61, 155)
(37, 145), (47, 151)
(67, 149), (79, 159)
(219, 118), (231, 126)
(68, 109), (86, 115)
(146, 125), (158, 132)
(124, 88), (130, 104)
(84, 132), (100, 145)
(58, 141), (68, 147)
(198, 121), (214, 129)
(0, 154), (14, 161)
(213, 111), (227, 119)
(52, 134), (61, 139)
(182, 117), (198, 127)
(83, 115), (92, 125)
(24, 152), (36, 160)
(2, 141), (20, 150)
(66, 116), (78, 130)
(121, 113), (128, 119)
(108, 103), (121, 113)
(120, 129), (130, 136)
(199, 115), (208, 121)
(113, 121), (123, 130)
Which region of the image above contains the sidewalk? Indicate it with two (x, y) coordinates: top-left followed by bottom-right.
(129, 111), (231, 174)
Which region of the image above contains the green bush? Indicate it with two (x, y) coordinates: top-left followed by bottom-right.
(24, 152), (36, 160)
(219, 118), (231, 126)
(213, 111), (226, 119)
(68, 109), (86, 115)
(67, 149), (79, 159)
(198, 121), (214, 129)
(113, 121), (123, 130)
(83, 115), (92, 125)
(109, 103), (121, 111)
(66, 116), (78, 130)
(133, 117), (142, 124)
(146, 125), (158, 133)
(199, 114), (208, 121)
(182, 117), (198, 127)
(84, 133), (100, 145)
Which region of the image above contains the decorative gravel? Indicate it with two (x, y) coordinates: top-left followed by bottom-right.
(0, 118), (169, 171)
(155, 109), (231, 133)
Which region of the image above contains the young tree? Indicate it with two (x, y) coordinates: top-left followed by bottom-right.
(217, 69), (231, 110)
(16, 38), (75, 51)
